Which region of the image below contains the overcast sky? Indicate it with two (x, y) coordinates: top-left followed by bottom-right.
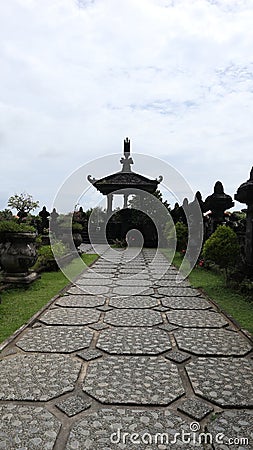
(1, 0), (253, 213)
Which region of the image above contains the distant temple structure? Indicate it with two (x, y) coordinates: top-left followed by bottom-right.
(88, 137), (163, 214)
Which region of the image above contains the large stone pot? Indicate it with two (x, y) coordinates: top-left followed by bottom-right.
(0, 232), (38, 284)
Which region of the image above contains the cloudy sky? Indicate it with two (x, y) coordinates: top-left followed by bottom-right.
(1, 0), (253, 213)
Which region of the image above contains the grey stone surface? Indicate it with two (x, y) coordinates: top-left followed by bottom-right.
(174, 328), (252, 355)
(78, 271), (107, 278)
(115, 279), (152, 287)
(66, 285), (92, 295)
(88, 323), (109, 331)
(177, 398), (213, 421)
(56, 295), (105, 308)
(56, 395), (92, 417)
(164, 351), (191, 363)
(158, 323), (179, 332)
(75, 285), (110, 295)
(39, 308), (101, 325)
(1, 248), (252, 449)
(66, 408), (200, 449)
(113, 286), (155, 296)
(109, 296), (159, 309)
(0, 404), (60, 449)
(207, 410), (253, 449)
(155, 279), (190, 288)
(105, 309), (163, 327)
(153, 305), (170, 312)
(97, 305), (114, 312)
(77, 278), (113, 286)
(16, 326), (94, 353)
(83, 356), (184, 404)
(186, 357), (253, 406)
(0, 354), (81, 401)
(77, 349), (103, 361)
(119, 269), (150, 277)
(162, 296), (212, 310)
(167, 310), (228, 328)
(157, 287), (201, 296)
(96, 327), (171, 354)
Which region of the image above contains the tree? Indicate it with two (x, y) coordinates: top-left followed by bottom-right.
(166, 221), (188, 252)
(203, 225), (240, 283)
(8, 192), (39, 218)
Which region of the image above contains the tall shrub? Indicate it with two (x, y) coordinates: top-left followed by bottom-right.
(203, 225), (240, 282)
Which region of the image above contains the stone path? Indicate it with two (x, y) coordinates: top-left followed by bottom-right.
(0, 248), (252, 449)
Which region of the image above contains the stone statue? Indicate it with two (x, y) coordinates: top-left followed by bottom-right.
(120, 153), (134, 172)
(39, 206), (50, 232)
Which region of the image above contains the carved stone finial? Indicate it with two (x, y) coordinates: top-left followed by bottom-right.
(214, 181), (224, 194)
(124, 137), (130, 155)
(87, 175), (97, 184)
(120, 154), (134, 172)
(156, 176), (163, 183)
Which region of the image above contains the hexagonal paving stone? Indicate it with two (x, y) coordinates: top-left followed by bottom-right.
(164, 351), (191, 363)
(77, 278), (113, 286)
(66, 408), (199, 450)
(66, 286), (90, 295)
(56, 295), (105, 308)
(0, 354), (81, 401)
(167, 310), (228, 328)
(186, 357), (253, 407)
(96, 327), (171, 354)
(77, 349), (103, 361)
(115, 279), (152, 287)
(0, 404), (60, 449)
(155, 279), (190, 288)
(39, 308), (101, 325)
(162, 296), (212, 310)
(56, 395), (92, 417)
(104, 309), (162, 327)
(16, 326), (94, 353)
(74, 285), (110, 295)
(119, 271), (150, 278)
(113, 286), (155, 296)
(83, 356), (184, 404)
(157, 287), (201, 296)
(206, 410), (253, 449)
(177, 398), (213, 421)
(109, 296), (159, 309)
(174, 328), (252, 356)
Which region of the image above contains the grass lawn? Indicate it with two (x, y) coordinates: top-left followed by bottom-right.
(0, 253), (98, 345)
(163, 250), (253, 336)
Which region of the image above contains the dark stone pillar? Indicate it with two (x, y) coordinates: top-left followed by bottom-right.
(235, 167), (253, 274)
(107, 194), (113, 215)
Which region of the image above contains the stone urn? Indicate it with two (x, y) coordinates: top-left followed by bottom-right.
(204, 181), (234, 234)
(0, 232), (38, 284)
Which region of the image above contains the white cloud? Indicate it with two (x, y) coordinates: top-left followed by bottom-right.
(0, 0), (252, 212)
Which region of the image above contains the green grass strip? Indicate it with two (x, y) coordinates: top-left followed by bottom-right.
(0, 253), (98, 345)
(163, 250), (253, 335)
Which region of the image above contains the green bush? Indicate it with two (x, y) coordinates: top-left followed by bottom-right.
(72, 222), (83, 232)
(203, 225), (240, 282)
(33, 241), (68, 271)
(165, 222), (188, 251)
(0, 220), (35, 233)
